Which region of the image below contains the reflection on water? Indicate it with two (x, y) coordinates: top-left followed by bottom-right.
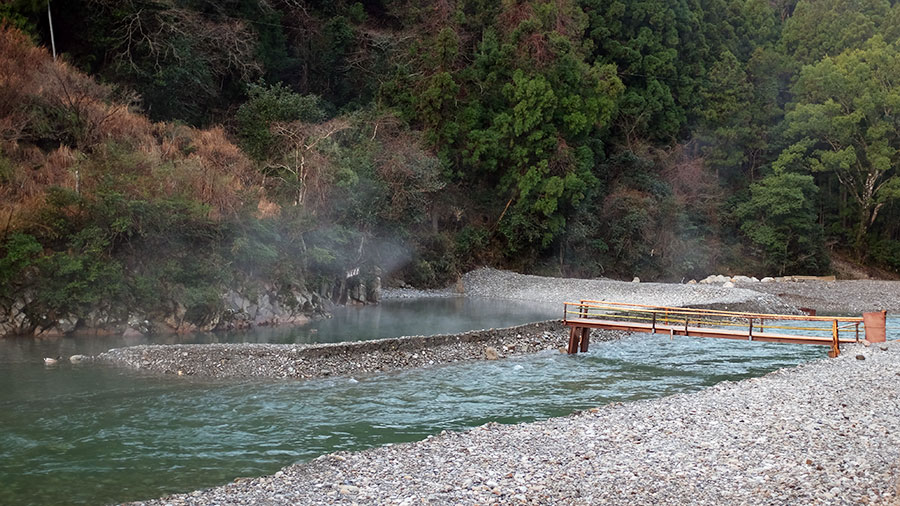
(0, 298), (890, 505)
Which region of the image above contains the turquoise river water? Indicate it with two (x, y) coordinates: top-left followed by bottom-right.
(0, 297), (885, 505)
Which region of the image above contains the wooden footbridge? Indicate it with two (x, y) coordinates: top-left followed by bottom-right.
(563, 300), (888, 357)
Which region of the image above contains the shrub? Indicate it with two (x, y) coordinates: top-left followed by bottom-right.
(236, 82), (328, 160)
(735, 171), (828, 275)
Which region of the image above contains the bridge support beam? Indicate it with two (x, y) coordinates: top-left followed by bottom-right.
(567, 327), (591, 354)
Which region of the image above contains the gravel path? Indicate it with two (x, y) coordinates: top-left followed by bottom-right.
(131, 342), (900, 505)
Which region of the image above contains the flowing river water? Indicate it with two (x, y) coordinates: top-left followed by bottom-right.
(0, 297), (882, 505)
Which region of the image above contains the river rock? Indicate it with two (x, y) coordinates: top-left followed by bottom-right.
(57, 316), (79, 334)
(339, 485), (359, 495)
(485, 347), (500, 360)
(368, 276), (382, 303)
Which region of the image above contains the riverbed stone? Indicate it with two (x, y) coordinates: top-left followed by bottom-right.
(57, 316), (79, 334)
(132, 341), (900, 506)
(97, 320), (599, 381)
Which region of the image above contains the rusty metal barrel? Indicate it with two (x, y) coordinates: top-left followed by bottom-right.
(863, 311), (887, 343)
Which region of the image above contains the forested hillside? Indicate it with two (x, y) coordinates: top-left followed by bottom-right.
(2, 0), (900, 334)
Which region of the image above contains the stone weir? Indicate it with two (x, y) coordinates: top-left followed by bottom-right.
(96, 321), (627, 380)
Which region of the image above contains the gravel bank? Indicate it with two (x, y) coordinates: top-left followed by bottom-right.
(97, 321), (626, 379)
(458, 268), (798, 314)
(131, 341), (900, 505)
(99, 268), (803, 380)
(736, 280), (900, 315)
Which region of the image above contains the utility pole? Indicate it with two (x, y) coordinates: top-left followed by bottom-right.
(47, 1), (57, 60)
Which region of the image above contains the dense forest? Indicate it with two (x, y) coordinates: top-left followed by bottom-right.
(2, 0), (900, 334)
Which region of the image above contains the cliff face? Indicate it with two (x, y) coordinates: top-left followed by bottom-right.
(0, 273), (381, 338)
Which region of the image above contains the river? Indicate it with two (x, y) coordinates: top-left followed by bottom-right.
(0, 297), (871, 505)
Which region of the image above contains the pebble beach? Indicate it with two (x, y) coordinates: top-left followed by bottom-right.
(112, 268), (900, 505)
(131, 342), (900, 505)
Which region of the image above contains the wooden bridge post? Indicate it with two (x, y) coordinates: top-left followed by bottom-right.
(568, 327), (580, 354)
(828, 320), (840, 358)
(863, 311), (887, 343)
(579, 328), (591, 353)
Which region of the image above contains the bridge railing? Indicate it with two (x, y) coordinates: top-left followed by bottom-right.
(563, 300), (866, 356)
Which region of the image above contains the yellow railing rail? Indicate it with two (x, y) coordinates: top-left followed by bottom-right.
(576, 299), (866, 323)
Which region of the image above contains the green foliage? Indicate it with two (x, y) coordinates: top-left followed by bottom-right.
(32, 226), (127, 324)
(404, 232), (459, 288)
(780, 0), (892, 64)
(777, 36), (900, 255)
(869, 239), (900, 271)
(0, 233), (42, 293)
(0, 0), (42, 37)
(377, 0), (626, 256)
(735, 171), (827, 275)
(11, 0), (900, 304)
(237, 82), (328, 160)
(699, 50), (754, 181)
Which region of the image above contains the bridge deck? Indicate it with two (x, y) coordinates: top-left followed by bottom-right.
(561, 300), (875, 357)
(564, 318), (859, 346)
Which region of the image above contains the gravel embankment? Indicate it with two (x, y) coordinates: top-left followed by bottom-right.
(97, 321), (626, 379)
(736, 280), (900, 315)
(458, 268), (798, 314)
(131, 342), (900, 505)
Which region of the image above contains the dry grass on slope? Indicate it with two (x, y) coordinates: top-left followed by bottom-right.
(0, 25), (265, 229)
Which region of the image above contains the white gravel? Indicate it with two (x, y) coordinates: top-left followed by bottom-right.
(130, 342), (900, 505)
(458, 268), (797, 313)
(97, 321), (601, 380)
(736, 280), (900, 315)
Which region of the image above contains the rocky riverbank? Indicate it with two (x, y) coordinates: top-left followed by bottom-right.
(453, 268), (897, 316)
(97, 268), (898, 381)
(130, 341), (900, 505)
(455, 268), (799, 314)
(97, 321), (626, 380)
(735, 279), (900, 315)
